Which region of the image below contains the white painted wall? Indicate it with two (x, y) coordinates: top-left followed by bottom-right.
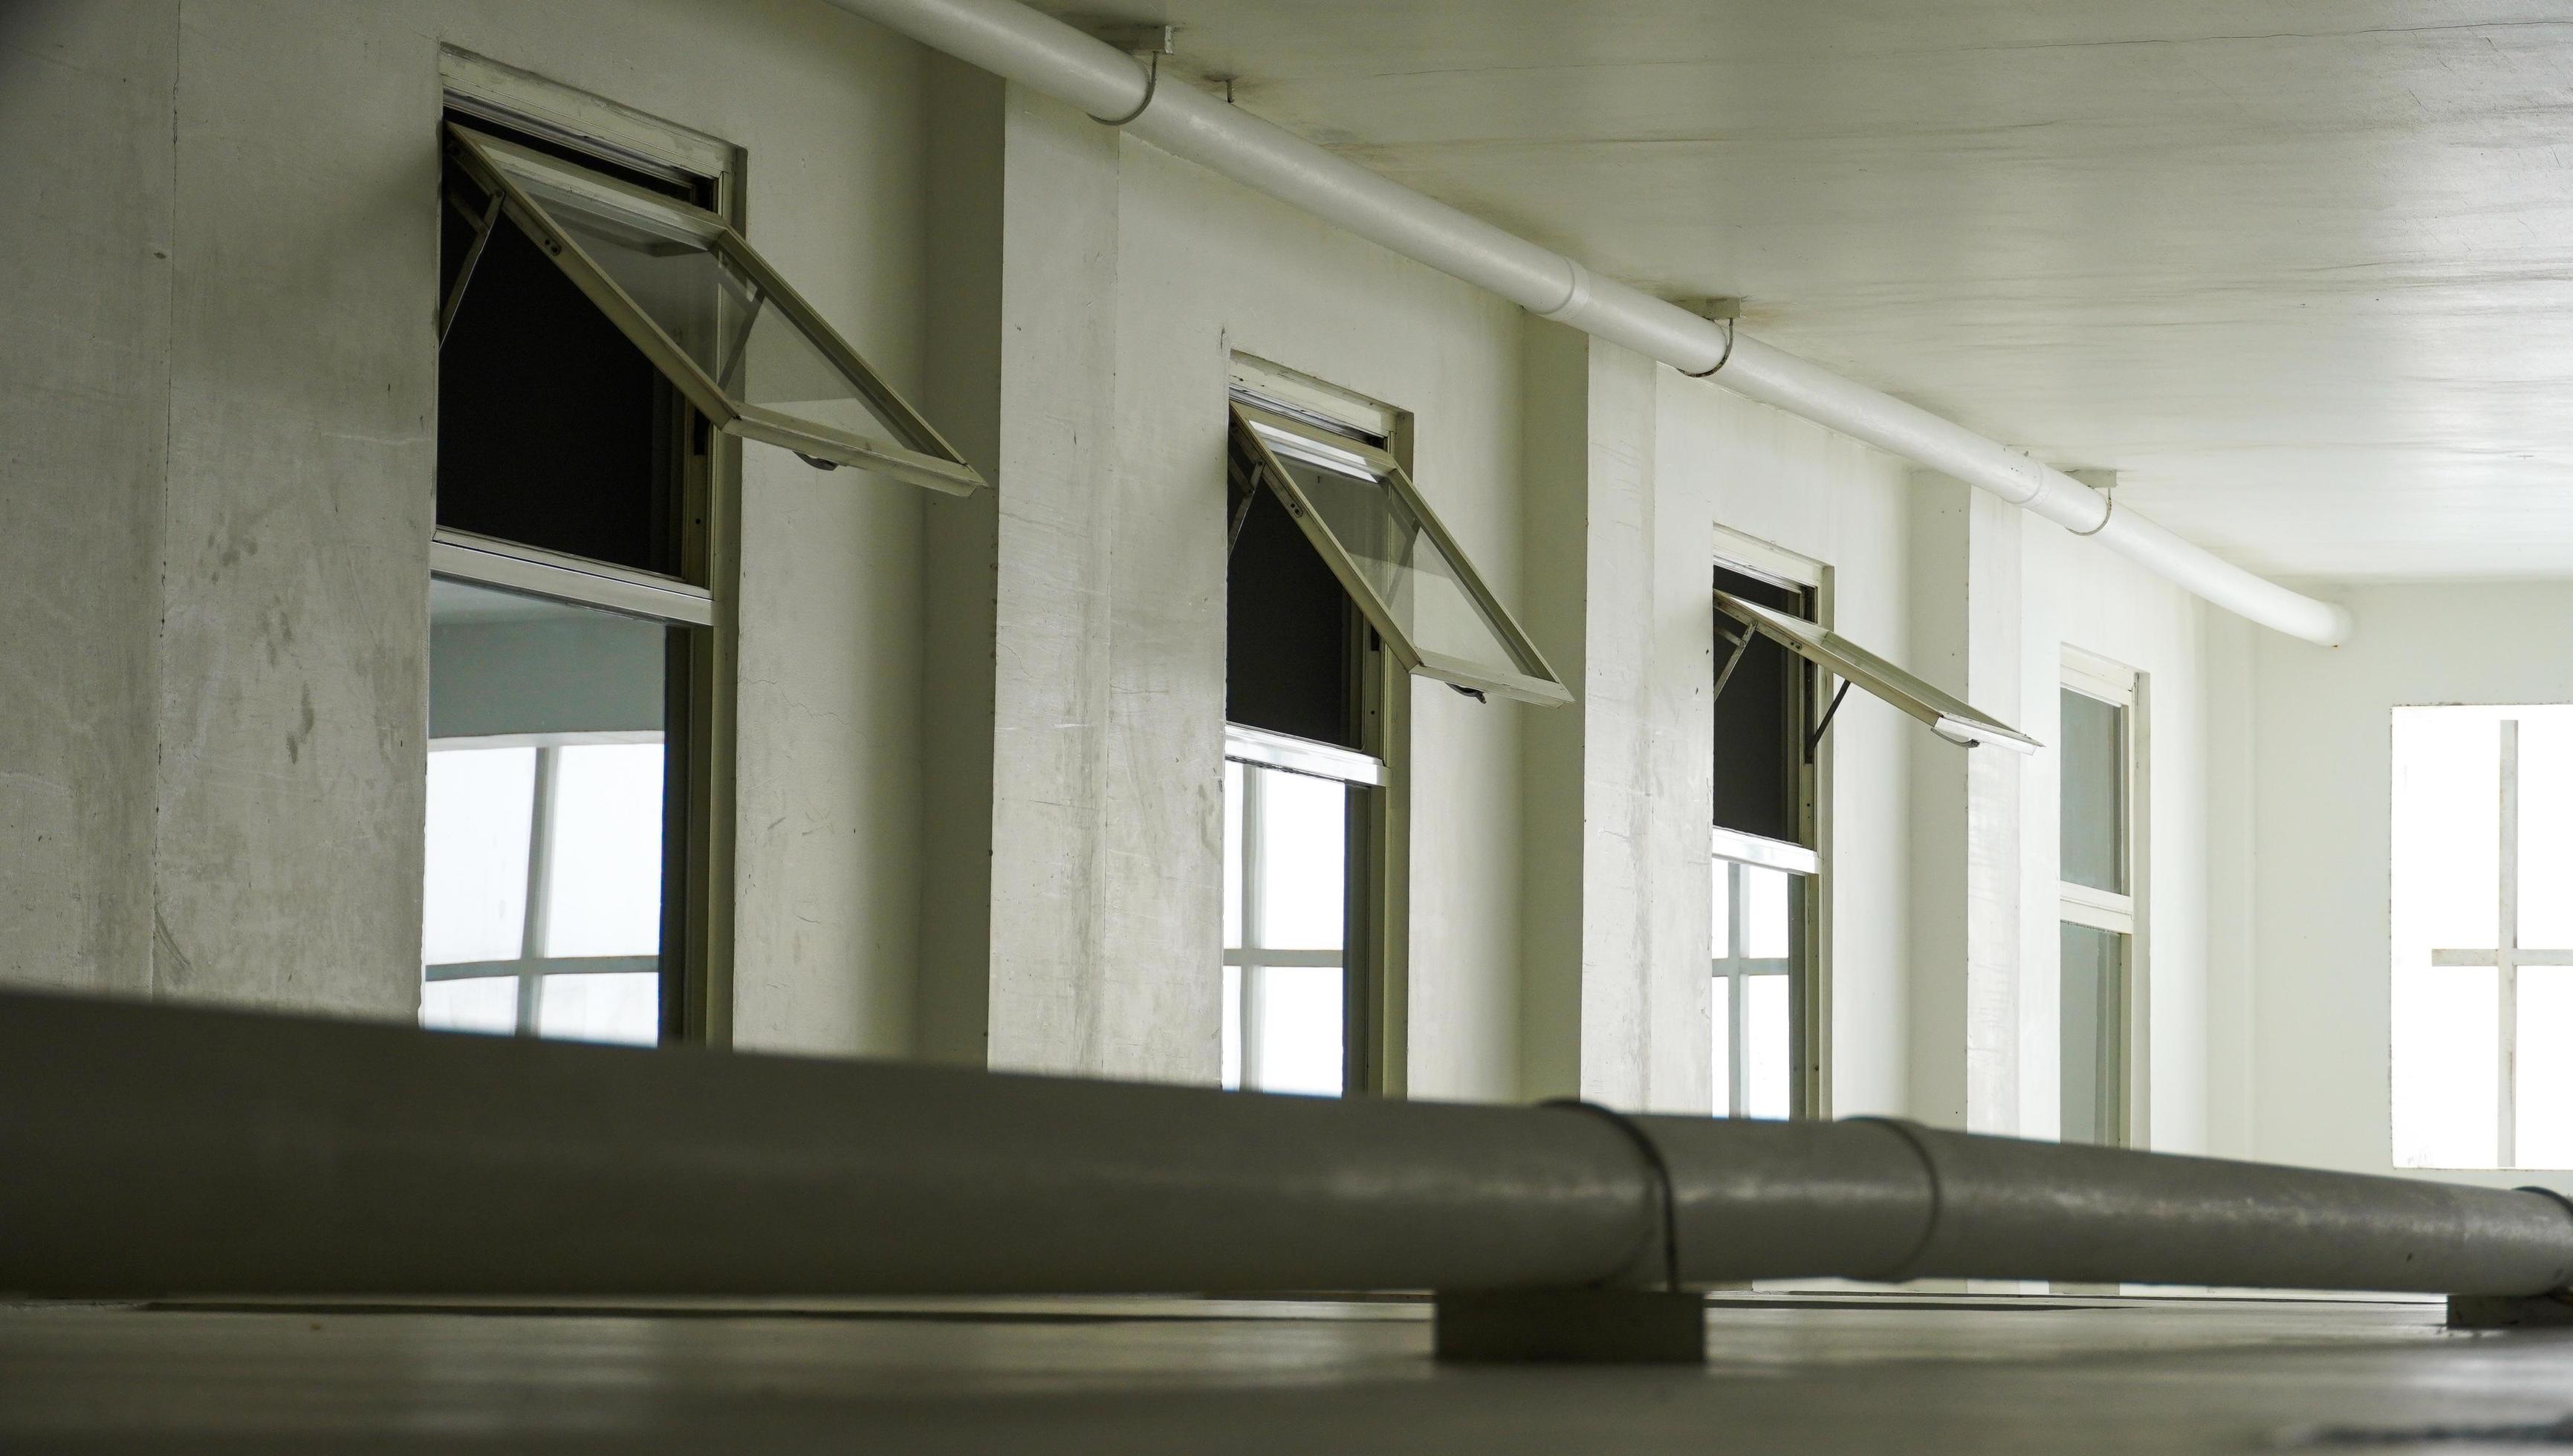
(952, 92), (1532, 1097)
(2245, 581), (2573, 1197)
(1656, 371), (1919, 1120)
(2017, 516), (2225, 1154)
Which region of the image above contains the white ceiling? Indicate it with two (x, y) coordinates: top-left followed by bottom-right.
(1046, 0), (2573, 582)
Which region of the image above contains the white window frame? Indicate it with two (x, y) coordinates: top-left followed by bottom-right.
(1710, 528), (1831, 1119)
(1221, 356), (1412, 1097)
(2414, 712), (2573, 1169)
(432, 53), (747, 1044)
(2058, 646), (2147, 1147)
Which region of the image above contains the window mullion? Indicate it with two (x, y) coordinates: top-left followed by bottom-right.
(1239, 767), (1265, 1091)
(516, 745), (560, 1037)
(2500, 718), (2521, 1169)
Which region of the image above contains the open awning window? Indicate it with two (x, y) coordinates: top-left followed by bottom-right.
(1229, 401), (1570, 707)
(441, 123), (982, 495)
(1714, 589), (2037, 752)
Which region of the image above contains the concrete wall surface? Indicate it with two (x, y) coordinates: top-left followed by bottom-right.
(2247, 580), (2573, 1197)
(1, 0), (2266, 1147)
(0, 0), (936, 1043)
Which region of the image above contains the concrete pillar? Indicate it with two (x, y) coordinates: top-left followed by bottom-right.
(0, 3), (177, 999)
(1907, 474), (2025, 1132)
(1520, 324), (1716, 1114)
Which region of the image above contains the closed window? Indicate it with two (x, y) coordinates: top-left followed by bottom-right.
(2392, 705), (2573, 1169)
(2057, 651), (2139, 1146)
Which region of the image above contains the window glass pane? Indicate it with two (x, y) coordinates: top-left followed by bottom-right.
(422, 747), (536, 966)
(2060, 688), (2123, 894)
(1744, 974), (1791, 1119)
(542, 742), (666, 959)
(499, 156), (936, 459)
(536, 970), (661, 1047)
(438, 172), (677, 577)
(1710, 860), (1733, 959)
(1711, 567), (1804, 844)
(1252, 964), (1343, 1097)
(1221, 963), (1245, 1091)
(2518, 714), (2573, 952)
(421, 976), (519, 1036)
(1247, 420), (1545, 686)
(1710, 975), (1733, 1117)
(2520, 966), (2573, 1169)
(2392, 962), (2498, 1169)
(1742, 865), (1791, 960)
(2060, 922), (2121, 1145)
(1255, 767), (1345, 952)
(2392, 707), (2501, 955)
(1223, 761), (1245, 949)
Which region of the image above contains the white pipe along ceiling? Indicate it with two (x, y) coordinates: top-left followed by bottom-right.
(828, 0), (2357, 649)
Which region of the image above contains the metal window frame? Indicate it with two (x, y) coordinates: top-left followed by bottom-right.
(1714, 588), (2037, 753)
(431, 529), (716, 628)
(1710, 844), (1808, 1120)
(1229, 401), (1571, 708)
(2056, 648), (2144, 1149)
(1710, 537), (1832, 1122)
(441, 122), (984, 497)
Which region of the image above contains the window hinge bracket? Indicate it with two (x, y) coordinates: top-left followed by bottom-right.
(1807, 678), (1853, 759)
(1710, 623), (1754, 710)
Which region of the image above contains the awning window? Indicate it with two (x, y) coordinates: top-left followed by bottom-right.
(1714, 589), (2037, 752)
(1230, 401), (1569, 707)
(441, 123), (982, 495)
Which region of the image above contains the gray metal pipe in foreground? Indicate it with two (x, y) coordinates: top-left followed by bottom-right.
(4, 992), (2569, 1300)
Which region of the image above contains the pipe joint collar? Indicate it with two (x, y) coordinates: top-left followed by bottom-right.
(1846, 1116), (1944, 1284)
(1537, 259), (1594, 325)
(1542, 1099), (1680, 1291)
(1088, 52), (1158, 127)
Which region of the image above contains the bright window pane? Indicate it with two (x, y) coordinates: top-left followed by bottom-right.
(2392, 708), (2500, 955)
(1710, 860), (1733, 958)
(1255, 768), (1345, 952)
(2060, 922), (2121, 1145)
(1745, 974), (1791, 1119)
(2519, 715), (2573, 952)
(421, 976), (518, 1036)
(1221, 963), (1244, 1091)
(1252, 964), (1343, 1096)
(1710, 976), (1733, 1117)
(1223, 761), (1245, 949)
(2520, 966), (2573, 1169)
(1742, 865), (1791, 960)
(536, 971), (661, 1047)
(2060, 688), (2124, 894)
(541, 743), (666, 958)
(421, 747), (535, 966)
(2392, 963), (2498, 1169)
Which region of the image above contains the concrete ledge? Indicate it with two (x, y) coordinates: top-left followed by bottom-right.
(2448, 1293), (2573, 1330)
(1432, 1289), (1706, 1363)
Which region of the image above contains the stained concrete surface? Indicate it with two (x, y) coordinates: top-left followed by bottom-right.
(6, 1293), (2569, 1452)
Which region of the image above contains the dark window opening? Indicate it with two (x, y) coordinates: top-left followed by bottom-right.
(1713, 563), (1808, 845)
(1227, 449), (1363, 751)
(436, 121), (689, 579)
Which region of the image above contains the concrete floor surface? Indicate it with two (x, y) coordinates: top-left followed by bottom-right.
(5, 1293), (2570, 1452)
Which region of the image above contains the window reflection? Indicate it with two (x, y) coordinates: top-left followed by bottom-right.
(419, 578), (669, 1047)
